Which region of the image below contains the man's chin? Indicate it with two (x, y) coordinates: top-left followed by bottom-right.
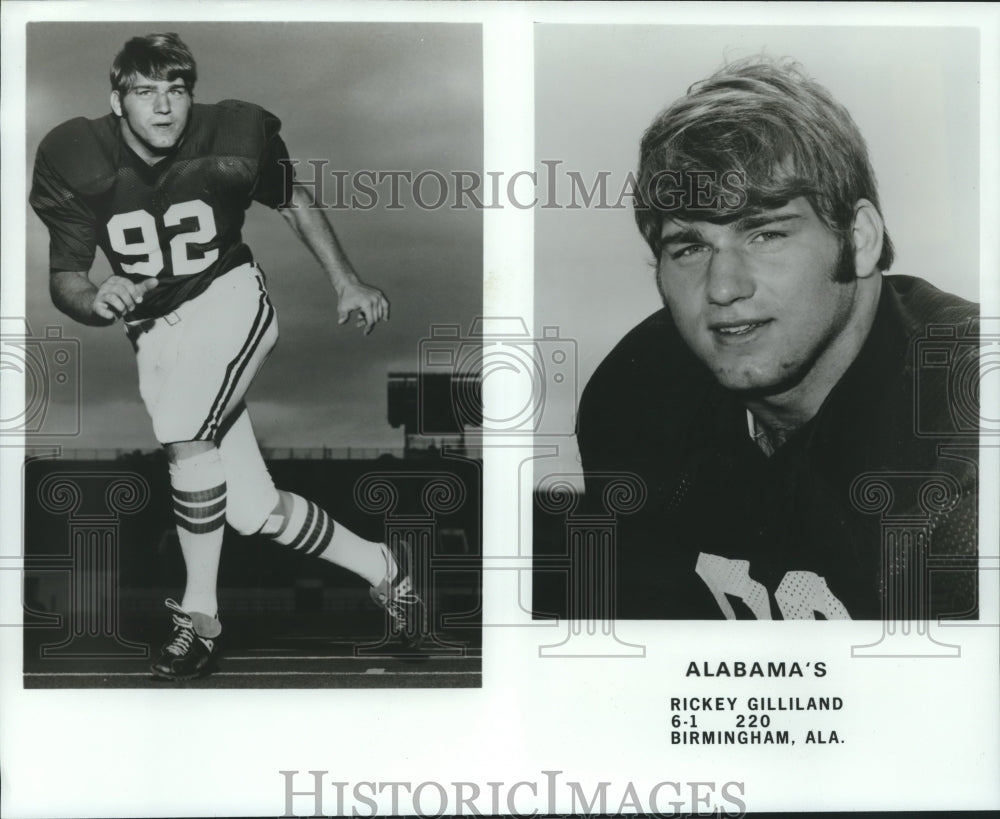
(148, 139), (180, 154)
(141, 129), (185, 154)
(711, 367), (803, 398)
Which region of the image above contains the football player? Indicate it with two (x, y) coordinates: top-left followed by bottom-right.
(576, 57), (978, 620)
(30, 32), (426, 679)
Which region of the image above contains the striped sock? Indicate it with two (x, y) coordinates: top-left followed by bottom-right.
(173, 483), (227, 535)
(169, 448), (227, 616)
(270, 496), (335, 558)
(267, 492), (391, 586)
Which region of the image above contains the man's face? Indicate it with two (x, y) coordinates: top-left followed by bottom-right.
(656, 197), (860, 399)
(111, 75), (192, 163)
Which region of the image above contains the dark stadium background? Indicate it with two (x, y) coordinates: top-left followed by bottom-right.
(23, 450), (483, 687)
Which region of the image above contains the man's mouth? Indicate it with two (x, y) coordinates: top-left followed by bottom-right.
(710, 319), (772, 337)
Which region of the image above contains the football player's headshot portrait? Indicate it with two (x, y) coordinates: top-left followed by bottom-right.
(574, 56), (979, 621)
(29, 32), (428, 679)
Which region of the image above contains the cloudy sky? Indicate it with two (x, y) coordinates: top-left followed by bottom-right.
(24, 22), (482, 451)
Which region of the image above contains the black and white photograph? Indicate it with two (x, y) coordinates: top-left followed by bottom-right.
(15, 21), (483, 688)
(1, 4), (998, 819)
(520, 15), (997, 816)
(532, 25), (982, 622)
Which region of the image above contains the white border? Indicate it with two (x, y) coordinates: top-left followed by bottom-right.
(2, 3), (998, 817)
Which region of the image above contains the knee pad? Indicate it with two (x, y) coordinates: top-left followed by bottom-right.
(218, 429), (279, 535)
(216, 404), (279, 535)
(225, 477), (279, 535)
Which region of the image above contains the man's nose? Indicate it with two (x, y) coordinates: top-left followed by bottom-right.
(705, 247), (755, 305)
(153, 92), (171, 114)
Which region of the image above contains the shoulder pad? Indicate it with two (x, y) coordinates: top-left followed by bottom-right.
(189, 100), (283, 158)
(886, 275), (979, 333)
(587, 308), (707, 395)
(35, 115), (119, 196)
(578, 307), (711, 455)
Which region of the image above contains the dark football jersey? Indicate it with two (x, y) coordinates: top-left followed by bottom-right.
(30, 100), (293, 320)
(570, 276), (979, 620)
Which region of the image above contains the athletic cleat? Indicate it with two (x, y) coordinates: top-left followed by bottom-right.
(369, 544), (428, 650)
(150, 599), (221, 680)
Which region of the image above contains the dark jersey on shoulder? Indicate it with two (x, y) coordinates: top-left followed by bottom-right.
(30, 100), (292, 320)
(575, 275), (979, 620)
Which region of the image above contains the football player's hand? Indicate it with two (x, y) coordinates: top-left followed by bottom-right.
(92, 276), (158, 321)
(337, 281), (390, 335)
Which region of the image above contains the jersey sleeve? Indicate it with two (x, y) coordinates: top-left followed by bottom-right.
(253, 109), (294, 209)
(29, 134), (99, 273)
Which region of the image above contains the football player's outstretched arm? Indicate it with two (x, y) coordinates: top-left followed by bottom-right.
(279, 183), (389, 335)
(50, 270), (158, 326)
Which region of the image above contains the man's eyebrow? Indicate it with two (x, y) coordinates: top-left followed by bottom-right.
(130, 81), (187, 90)
(660, 212), (803, 246)
(732, 212), (802, 233)
(660, 225), (706, 245)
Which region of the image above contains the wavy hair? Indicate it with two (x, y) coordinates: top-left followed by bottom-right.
(635, 57), (894, 275)
(110, 32), (197, 95)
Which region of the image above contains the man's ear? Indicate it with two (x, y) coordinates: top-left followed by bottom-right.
(851, 199), (883, 279)
(110, 90), (123, 117)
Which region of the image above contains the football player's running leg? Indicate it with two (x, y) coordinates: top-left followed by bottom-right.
(135, 265), (276, 678)
(219, 408), (428, 648)
(262, 491), (428, 649)
(150, 440), (225, 680)
(168, 441), (226, 616)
